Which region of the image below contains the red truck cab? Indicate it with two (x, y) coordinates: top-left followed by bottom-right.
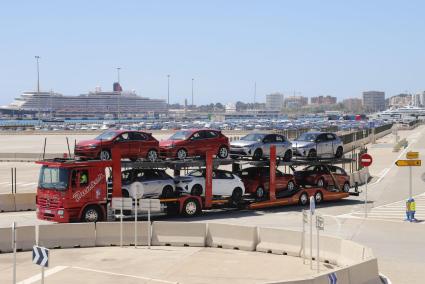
(36, 159), (114, 222)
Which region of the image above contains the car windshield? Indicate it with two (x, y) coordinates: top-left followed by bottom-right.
(295, 133), (317, 142)
(240, 133), (265, 142)
(95, 131), (117, 141)
(38, 166), (69, 191)
(169, 130), (191, 140)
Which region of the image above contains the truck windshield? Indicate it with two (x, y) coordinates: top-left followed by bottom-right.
(38, 166), (69, 191)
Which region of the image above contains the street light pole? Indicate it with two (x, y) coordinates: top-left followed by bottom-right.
(35, 56), (40, 120)
(116, 67), (121, 123)
(117, 67), (121, 83)
(191, 78), (194, 107)
(167, 74), (170, 106)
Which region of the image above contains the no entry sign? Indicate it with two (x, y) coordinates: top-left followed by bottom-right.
(360, 153), (373, 167)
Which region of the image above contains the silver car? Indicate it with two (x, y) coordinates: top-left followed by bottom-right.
(230, 133), (293, 161)
(292, 132), (343, 158)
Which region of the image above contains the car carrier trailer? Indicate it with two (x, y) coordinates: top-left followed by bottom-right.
(35, 145), (352, 222)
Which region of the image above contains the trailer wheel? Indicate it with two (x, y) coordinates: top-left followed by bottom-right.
(231, 187), (243, 203)
(161, 185), (174, 198)
(99, 150), (111, 160)
(299, 192), (309, 206)
(314, 191), (323, 203)
(82, 205), (102, 222)
(255, 186), (265, 199)
(343, 182), (350, 193)
(191, 184), (203, 196)
(182, 198), (200, 217)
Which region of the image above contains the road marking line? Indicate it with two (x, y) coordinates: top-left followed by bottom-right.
(17, 266), (68, 284)
(71, 266), (178, 283)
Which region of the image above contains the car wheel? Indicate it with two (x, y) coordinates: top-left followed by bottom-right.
(81, 206), (102, 222)
(299, 192), (309, 206)
(253, 149), (263, 160)
(308, 149), (316, 158)
(255, 186), (265, 199)
(231, 187), (243, 203)
(287, 180), (296, 191)
(147, 149), (158, 162)
(335, 147), (343, 159)
(218, 146), (229, 159)
(122, 189), (130, 197)
(161, 185), (174, 198)
(343, 182), (350, 193)
(191, 184), (203, 196)
(182, 198), (201, 217)
(314, 191), (323, 203)
(99, 150), (111, 160)
(177, 148), (188, 160)
(283, 150), (292, 162)
(317, 178), (325, 188)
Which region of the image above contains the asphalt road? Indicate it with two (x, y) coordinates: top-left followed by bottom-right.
(1, 126), (425, 283)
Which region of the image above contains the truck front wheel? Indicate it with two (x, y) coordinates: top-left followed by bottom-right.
(81, 205), (102, 222)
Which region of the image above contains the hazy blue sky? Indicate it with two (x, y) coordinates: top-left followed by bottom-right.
(1, 1), (424, 105)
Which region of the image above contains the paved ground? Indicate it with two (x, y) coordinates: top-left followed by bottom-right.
(0, 126), (425, 283)
(0, 246), (337, 284)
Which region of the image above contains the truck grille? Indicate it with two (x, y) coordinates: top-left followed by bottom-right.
(38, 197), (60, 209)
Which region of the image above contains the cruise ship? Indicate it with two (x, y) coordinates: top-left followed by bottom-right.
(374, 105), (425, 122)
(3, 83), (167, 118)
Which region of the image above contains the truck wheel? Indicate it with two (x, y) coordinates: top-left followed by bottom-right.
(82, 206), (102, 222)
(182, 198), (201, 217)
(231, 187), (243, 203)
(161, 185), (174, 198)
(343, 182), (350, 193)
(253, 149), (263, 160)
(299, 192), (309, 206)
(218, 146), (229, 159)
(99, 150), (111, 160)
(191, 184), (203, 196)
(335, 147), (343, 159)
(314, 191), (323, 203)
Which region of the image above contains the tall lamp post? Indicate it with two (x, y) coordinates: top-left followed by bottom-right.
(191, 78), (194, 107)
(116, 67), (121, 122)
(35, 56), (41, 120)
(167, 74), (170, 106)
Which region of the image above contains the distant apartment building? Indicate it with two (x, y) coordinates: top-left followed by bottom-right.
(284, 96), (308, 108)
(388, 93), (412, 107)
(342, 98), (362, 112)
(362, 91), (386, 112)
(420, 92), (425, 106)
(266, 93), (284, 111)
(310, 95), (337, 105)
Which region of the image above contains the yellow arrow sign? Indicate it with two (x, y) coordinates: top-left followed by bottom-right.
(406, 151), (419, 159)
(395, 160), (421, 167)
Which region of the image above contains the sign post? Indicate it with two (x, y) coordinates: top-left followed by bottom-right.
(111, 197), (133, 248)
(32, 245), (49, 284)
(140, 199), (161, 249)
(360, 153), (373, 218)
(302, 210), (308, 264)
(309, 196), (315, 270)
(12, 222), (16, 284)
(395, 157), (422, 199)
(315, 215), (324, 273)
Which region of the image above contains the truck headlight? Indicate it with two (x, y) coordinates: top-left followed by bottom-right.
(57, 210), (64, 216)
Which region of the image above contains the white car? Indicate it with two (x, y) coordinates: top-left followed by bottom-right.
(120, 169), (175, 199)
(174, 169), (245, 202)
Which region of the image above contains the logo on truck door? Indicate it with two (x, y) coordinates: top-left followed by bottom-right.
(73, 173), (105, 202)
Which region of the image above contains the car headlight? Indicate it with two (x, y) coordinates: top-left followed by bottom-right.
(87, 145), (98, 149)
(57, 209), (64, 216)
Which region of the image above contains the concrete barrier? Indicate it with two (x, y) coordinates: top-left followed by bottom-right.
(152, 221), (206, 247)
(95, 221), (149, 246)
(14, 193), (36, 211)
(16, 225), (36, 251)
(206, 223), (258, 251)
(348, 258), (381, 284)
(256, 227), (302, 256)
(0, 194), (15, 212)
(312, 268), (350, 284)
(0, 227), (12, 253)
(39, 223), (96, 248)
(318, 235), (343, 265)
(338, 239), (373, 265)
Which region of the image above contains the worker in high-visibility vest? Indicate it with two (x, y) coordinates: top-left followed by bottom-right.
(409, 198), (417, 222)
(405, 199), (411, 221)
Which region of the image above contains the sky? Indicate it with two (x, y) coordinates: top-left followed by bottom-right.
(1, 0), (425, 105)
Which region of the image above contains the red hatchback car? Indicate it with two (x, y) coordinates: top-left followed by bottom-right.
(293, 165), (350, 192)
(236, 167), (297, 199)
(74, 130), (159, 161)
(159, 129), (229, 160)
